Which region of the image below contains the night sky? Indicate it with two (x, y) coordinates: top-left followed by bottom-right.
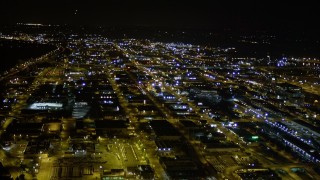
(1, 1), (319, 32)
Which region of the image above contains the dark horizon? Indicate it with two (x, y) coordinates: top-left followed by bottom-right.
(1, 1), (319, 33)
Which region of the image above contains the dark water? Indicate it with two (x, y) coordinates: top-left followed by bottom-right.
(0, 39), (56, 73)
